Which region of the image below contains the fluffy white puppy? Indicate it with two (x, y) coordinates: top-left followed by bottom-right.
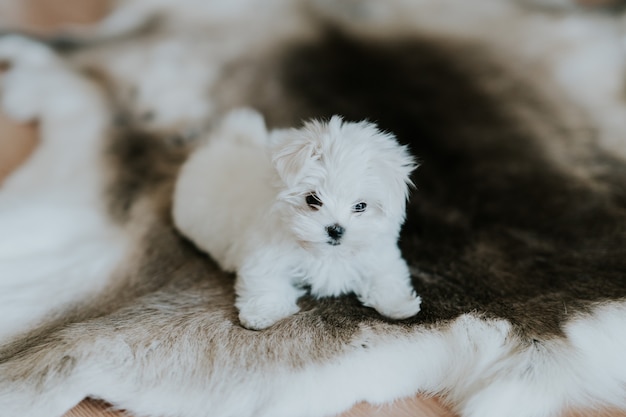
(173, 109), (421, 330)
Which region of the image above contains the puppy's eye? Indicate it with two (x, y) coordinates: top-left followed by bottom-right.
(305, 193), (323, 210)
(353, 202), (367, 213)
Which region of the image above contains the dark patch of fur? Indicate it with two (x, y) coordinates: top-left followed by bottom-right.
(105, 127), (189, 223)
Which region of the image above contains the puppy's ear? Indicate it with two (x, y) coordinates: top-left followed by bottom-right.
(269, 128), (319, 187)
(366, 127), (418, 220)
(382, 144), (417, 219)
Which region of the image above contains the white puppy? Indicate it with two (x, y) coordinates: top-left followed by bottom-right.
(173, 109), (421, 330)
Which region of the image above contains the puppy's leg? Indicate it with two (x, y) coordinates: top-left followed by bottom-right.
(235, 254), (305, 330)
(357, 248), (422, 320)
(0, 35), (126, 343)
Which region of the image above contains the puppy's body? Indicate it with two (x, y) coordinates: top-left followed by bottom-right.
(174, 110), (420, 329)
(173, 111), (273, 273)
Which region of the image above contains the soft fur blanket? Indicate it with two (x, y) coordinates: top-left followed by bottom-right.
(1, 1), (626, 417)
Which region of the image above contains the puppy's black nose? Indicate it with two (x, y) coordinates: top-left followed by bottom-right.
(326, 223), (345, 242)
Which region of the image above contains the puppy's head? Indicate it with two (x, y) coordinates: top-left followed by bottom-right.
(269, 116), (416, 252)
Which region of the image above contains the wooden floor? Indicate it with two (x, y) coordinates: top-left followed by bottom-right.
(0, 1), (624, 416)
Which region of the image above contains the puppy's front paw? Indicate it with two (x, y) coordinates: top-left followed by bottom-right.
(237, 297), (300, 330)
(375, 291), (422, 320)
(360, 288), (421, 321)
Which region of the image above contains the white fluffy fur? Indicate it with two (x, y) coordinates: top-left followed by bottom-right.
(0, 36), (129, 343)
(173, 109), (420, 329)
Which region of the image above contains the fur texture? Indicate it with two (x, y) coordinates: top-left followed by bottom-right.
(1, 1), (626, 417)
(173, 109), (419, 329)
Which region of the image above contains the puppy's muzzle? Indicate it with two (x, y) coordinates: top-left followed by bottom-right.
(326, 223), (345, 246)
